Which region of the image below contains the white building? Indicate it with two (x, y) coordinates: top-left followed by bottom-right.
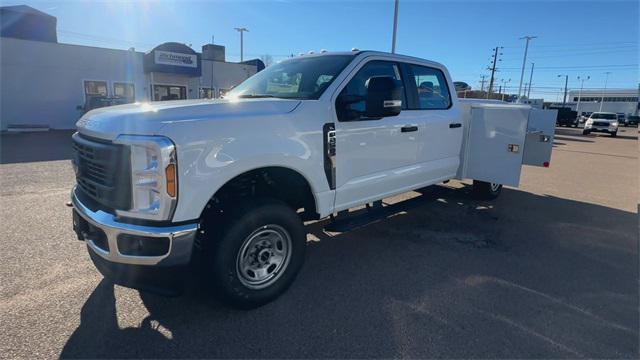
(0, 5), (262, 130)
(551, 89), (639, 117)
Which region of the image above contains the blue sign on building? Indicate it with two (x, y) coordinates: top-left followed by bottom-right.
(143, 42), (202, 77)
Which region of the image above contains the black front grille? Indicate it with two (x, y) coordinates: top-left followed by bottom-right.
(592, 121), (611, 127)
(72, 133), (132, 210)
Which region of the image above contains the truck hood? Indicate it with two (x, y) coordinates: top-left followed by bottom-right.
(76, 98), (301, 141)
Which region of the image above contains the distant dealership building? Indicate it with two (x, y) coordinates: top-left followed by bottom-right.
(0, 5), (264, 130)
(550, 89), (639, 116)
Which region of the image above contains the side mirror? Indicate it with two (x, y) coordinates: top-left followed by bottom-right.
(365, 76), (402, 118)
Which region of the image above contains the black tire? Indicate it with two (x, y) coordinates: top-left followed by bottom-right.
(611, 132), (617, 137)
(205, 198), (306, 309)
(472, 180), (502, 200)
(582, 130), (590, 135)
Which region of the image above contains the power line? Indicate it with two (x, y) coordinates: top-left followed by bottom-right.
(502, 41), (637, 49)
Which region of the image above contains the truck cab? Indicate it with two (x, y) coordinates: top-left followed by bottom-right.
(71, 50), (555, 308)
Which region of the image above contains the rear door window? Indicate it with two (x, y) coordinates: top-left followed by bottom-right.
(405, 64), (451, 110)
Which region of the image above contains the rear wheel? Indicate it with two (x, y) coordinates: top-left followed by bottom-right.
(204, 198), (306, 309)
(472, 180), (502, 200)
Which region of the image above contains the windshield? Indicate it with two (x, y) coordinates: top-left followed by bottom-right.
(591, 113), (617, 120)
(227, 55), (354, 100)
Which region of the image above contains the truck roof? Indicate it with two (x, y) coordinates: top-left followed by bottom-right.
(291, 50), (448, 72)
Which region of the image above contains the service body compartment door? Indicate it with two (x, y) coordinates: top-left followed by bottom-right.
(461, 105), (529, 187)
(523, 108), (556, 167)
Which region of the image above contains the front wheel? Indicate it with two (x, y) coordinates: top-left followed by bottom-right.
(472, 180), (502, 200)
(205, 198), (306, 309)
(611, 132), (617, 137)
(582, 130), (591, 135)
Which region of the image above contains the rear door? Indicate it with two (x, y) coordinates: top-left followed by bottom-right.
(523, 108), (556, 167)
(403, 63), (462, 181)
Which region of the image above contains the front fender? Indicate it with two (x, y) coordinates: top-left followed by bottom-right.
(161, 122), (329, 222)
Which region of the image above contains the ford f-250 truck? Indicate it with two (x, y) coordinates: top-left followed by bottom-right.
(71, 50), (555, 308)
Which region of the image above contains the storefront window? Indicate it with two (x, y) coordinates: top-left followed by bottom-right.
(84, 80), (107, 96)
(113, 82), (135, 103)
(83, 80), (108, 111)
(153, 85), (186, 101)
(200, 87), (214, 99)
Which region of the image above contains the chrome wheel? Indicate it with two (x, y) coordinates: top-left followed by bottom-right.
(236, 224), (292, 290)
(490, 183), (501, 192)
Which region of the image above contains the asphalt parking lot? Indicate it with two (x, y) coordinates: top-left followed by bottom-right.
(1, 126), (638, 358)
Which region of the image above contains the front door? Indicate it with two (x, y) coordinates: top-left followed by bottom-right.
(333, 60), (423, 211)
(153, 85), (187, 101)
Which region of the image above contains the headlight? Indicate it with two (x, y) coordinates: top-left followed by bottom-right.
(114, 135), (177, 221)
(585, 120), (593, 125)
(611, 122), (618, 127)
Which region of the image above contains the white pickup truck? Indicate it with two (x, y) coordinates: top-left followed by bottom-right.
(71, 50), (555, 308)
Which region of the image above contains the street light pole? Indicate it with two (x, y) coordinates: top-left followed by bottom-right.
(501, 78), (511, 101)
(391, 0), (399, 53)
(575, 75), (589, 119)
(526, 62), (535, 99)
(599, 71), (611, 112)
(234, 27), (249, 62)
(558, 74), (568, 107)
(517, 35), (536, 99)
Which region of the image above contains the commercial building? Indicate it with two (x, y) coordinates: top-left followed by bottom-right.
(0, 5), (264, 130)
(550, 89), (639, 117)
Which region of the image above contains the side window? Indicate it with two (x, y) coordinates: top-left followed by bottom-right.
(336, 60), (406, 121)
(406, 64), (451, 110)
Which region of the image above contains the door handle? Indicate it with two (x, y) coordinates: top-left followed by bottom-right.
(449, 123), (462, 128)
(401, 125), (418, 133)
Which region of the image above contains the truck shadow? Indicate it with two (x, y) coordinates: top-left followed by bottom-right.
(553, 135), (594, 143)
(0, 130), (75, 164)
(60, 185), (639, 359)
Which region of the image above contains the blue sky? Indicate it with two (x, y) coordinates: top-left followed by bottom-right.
(4, 0), (638, 100)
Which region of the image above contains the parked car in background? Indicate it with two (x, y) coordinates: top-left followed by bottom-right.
(617, 113), (627, 126)
(453, 81), (471, 92)
(583, 112), (619, 136)
(626, 115), (639, 126)
(552, 107), (579, 127)
(579, 112), (592, 123)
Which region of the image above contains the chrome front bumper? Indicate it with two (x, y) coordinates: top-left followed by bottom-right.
(71, 187), (198, 266)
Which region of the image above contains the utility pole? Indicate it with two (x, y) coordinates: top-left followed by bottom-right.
(526, 62), (535, 99)
(517, 35), (537, 99)
(501, 78), (511, 101)
(487, 46), (502, 99)
(558, 74), (568, 107)
(575, 75), (590, 118)
(600, 71), (611, 112)
(636, 82), (640, 116)
(479, 75), (487, 92)
(391, 0), (399, 53)
(234, 27), (249, 62)
(210, 35), (215, 98)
